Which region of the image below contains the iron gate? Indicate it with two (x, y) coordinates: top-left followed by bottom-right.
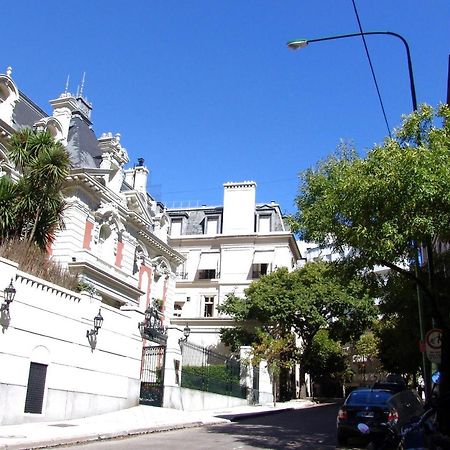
(140, 345), (166, 406)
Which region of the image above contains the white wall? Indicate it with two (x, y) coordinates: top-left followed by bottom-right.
(0, 258), (143, 425)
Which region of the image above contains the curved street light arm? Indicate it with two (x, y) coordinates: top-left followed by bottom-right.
(287, 30), (417, 111)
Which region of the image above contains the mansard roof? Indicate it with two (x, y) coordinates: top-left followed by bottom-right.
(67, 113), (101, 168)
(12, 92), (46, 129)
(167, 201), (287, 234)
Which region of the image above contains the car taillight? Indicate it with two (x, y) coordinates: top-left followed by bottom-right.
(337, 408), (348, 420)
(388, 409), (398, 423)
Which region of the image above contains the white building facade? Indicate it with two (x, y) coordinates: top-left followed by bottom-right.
(168, 181), (302, 349)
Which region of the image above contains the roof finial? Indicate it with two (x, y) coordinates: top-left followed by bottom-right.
(79, 72), (86, 97)
(6, 66), (12, 77)
(64, 75), (70, 94)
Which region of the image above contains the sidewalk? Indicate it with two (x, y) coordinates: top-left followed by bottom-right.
(0, 399), (317, 450)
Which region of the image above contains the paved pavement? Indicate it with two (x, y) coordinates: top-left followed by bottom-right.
(0, 399), (317, 450)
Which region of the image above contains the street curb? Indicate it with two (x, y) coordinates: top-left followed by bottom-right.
(0, 420), (229, 450)
(0, 402), (320, 449)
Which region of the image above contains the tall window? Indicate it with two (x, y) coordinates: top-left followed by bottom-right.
(197, 252), (219, 279)
(176, 253), (188, 279)
(203, 296), (215, 317)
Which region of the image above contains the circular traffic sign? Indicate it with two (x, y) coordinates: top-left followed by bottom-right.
(425, 328), (442, 364)
(426, 328), (442, 350)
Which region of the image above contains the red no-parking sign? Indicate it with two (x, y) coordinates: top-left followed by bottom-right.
(425, 328), (442, 364)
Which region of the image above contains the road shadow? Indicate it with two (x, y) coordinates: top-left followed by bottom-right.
(205, 404), (343, 449)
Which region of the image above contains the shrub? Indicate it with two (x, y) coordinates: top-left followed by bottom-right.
(0, 238), (78, 291)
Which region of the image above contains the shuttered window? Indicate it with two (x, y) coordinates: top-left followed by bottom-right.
(24, 362), (47, 414)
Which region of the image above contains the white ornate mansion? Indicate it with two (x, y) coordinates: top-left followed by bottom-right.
(0, 68), (302, 424)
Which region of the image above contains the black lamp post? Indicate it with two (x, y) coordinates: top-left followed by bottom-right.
(86, 309), (104, 338)
(287, 30), (431, 398)
(1, 279), (16, 312)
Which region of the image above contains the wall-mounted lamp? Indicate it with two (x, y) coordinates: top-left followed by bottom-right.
(1, 279), (16, 313)
(86, 309), (103, 338)
(179, 323), (191, 344)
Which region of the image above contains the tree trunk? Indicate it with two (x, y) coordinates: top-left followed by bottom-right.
(272, 373), (277, 407)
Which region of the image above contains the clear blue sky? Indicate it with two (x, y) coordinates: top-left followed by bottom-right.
(4, 1), (449, 214)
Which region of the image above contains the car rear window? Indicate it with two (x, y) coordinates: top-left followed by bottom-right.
(347, 390), (392, 405)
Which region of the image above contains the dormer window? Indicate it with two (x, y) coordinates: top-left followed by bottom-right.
(171, 218), (183, 236)
(204, 216), (219, 235)
(258, 214), (271, 233)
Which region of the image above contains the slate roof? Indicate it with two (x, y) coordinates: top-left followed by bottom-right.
(66, 113), (101, 168)
(12, 92), (46, 129)
(11, 91), (101, 169)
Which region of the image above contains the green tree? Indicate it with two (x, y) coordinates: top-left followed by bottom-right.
(375, 272), (429, 382)
(291, 104), (450, 432)
(251, 331), (298, 406)
(302, 329), (347, 396)
(1, 129), (70, 249)
(219, 262), (376, 396)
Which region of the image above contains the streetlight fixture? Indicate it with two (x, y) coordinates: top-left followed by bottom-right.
(1, 279), (16, 313)
(287, 30), (431, 398)
(179, 323), (191, 344)
(86, 309), (104, 338)
(287, 31), (417, 111)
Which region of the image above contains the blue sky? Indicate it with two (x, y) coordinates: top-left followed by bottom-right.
(4, 1), (449, 214)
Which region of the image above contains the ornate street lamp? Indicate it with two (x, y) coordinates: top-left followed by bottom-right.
(179, 323), (191, 344)
(138, 305), (168, 344)
(86, 309), (104, 338)
(1, 279), (16, 313)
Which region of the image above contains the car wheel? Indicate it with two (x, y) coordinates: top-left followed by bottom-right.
(337, 432), (348, 446)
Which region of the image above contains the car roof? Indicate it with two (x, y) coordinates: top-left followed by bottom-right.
(372, 382), (406, 392)
(345, 388), (393, 404)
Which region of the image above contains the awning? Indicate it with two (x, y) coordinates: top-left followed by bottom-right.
(198, 252), (219, 270)
(253, 251), (274, 264)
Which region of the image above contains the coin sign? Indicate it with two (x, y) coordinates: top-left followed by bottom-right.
(425, 328), (442, 364)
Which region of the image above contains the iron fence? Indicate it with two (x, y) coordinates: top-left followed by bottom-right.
(181, 341), (247, 398)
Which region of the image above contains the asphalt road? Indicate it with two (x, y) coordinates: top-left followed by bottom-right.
(61, 403), (367, 450)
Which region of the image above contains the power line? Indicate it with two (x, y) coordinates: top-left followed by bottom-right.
(351, 0), (392, 138)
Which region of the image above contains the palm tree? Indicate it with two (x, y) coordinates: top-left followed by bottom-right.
(0, 175), (18, 241)
(2, 129), (70, 249)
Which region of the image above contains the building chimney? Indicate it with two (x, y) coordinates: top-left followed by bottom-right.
(222, 181), (256, 234)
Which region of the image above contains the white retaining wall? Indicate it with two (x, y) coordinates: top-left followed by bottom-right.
(0, 258), (143, 425)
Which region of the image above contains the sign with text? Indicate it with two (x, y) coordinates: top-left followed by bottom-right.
(425, 328), (442, 364)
